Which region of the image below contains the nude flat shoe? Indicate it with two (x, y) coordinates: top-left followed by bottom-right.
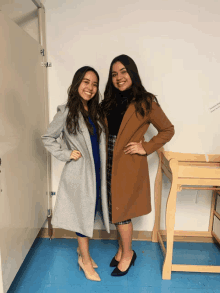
(78, 256), (101, 282)
(77, 247), (98, 268)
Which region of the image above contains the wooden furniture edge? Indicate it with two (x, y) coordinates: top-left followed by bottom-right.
(172, 264), (220, 273)
(158, 232), (166, 256)
(211, 231), (220, 245)
(160, 230), (211, 237)
(163, 152), (220, 163)
(214, 211), (220, 221)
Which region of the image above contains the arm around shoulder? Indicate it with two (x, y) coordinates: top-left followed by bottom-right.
(142, 101), (175, 156)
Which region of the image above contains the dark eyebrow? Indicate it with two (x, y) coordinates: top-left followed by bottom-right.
(83, 78), (98, 85)
(112, 67), (126, 74)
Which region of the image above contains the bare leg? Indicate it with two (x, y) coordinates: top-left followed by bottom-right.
(115, 232), (123, 261)
(116, 222), (134, 271)
(77, 236), (96, 275)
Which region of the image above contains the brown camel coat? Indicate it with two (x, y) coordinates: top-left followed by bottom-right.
(108, 101), (175, 223)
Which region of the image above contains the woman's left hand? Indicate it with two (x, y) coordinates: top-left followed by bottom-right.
(124, 140), (147, 155)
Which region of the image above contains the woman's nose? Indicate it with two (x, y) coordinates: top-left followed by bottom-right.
(116, 73), (122, 81)
(87, 83), (93, 90)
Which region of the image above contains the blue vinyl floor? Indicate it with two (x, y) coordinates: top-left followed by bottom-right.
(8, 238), (220, 293)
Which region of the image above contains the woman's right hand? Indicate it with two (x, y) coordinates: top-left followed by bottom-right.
(70, 150), (82, 160)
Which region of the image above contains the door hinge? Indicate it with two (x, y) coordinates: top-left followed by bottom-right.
(41, 62), (52, 67)
(47, 209), (52, 217)
(40, 49), (45, 56)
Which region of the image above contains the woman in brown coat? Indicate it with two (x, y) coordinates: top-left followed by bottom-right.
(101, 54), (175, 277)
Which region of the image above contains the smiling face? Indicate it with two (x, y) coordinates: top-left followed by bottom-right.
(78, 71), (98, 106)
(112, 61), (132, 91)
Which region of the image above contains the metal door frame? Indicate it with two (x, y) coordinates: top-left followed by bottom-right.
(32, 0), (52, 235)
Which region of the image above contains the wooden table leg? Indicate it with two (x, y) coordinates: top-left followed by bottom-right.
(162, 159), (179, 280)
(152, 151), (163, 242)
(208, 190), (216, 233)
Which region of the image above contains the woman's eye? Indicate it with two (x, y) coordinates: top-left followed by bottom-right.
(112, 74), (116, 77)
(122, 71), (127, 74)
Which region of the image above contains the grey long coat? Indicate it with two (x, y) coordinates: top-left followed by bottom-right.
(41, 104), (110, 238)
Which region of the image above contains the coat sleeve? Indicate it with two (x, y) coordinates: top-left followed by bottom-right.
(142, 101), (175, 156)
(41, 105), (72, 162)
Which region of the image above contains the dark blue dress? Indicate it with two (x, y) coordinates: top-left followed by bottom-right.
(76, 116), (101, 237)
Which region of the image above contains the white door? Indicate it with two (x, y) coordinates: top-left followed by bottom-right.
(0, 10), (48, 293)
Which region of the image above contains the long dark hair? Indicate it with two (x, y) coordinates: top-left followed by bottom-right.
(101, 54), (160, 117)
(66, 66), (106, 139)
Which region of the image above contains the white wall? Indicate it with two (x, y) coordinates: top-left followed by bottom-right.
(44, 0), (220, 233)
(3, 0), (219, 233)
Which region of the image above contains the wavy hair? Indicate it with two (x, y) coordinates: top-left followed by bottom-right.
(101, 54), (160, 117)
(66, 66), (106, 139)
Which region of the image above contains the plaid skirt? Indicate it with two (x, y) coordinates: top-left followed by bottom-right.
(107, 134), (131, 225)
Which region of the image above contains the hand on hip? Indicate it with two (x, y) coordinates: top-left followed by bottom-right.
(70, 150), (82, 160)
(124, 141), (146, 155)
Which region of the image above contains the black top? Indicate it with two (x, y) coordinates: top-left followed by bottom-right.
(107, 88), (133, 136)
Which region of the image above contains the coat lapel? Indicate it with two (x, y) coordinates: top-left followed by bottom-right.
(115, 103), (136, 148)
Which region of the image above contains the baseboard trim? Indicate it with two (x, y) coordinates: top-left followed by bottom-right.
(37, 228), (216, 243)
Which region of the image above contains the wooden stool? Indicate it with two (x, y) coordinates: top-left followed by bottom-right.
(152, 149), (220, 279)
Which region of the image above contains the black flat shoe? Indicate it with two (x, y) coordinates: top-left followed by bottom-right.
(110, 256), (119, 267)
(111, 251), (137, 277)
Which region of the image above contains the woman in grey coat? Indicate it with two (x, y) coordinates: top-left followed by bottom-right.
(42, 66), (110, 282)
